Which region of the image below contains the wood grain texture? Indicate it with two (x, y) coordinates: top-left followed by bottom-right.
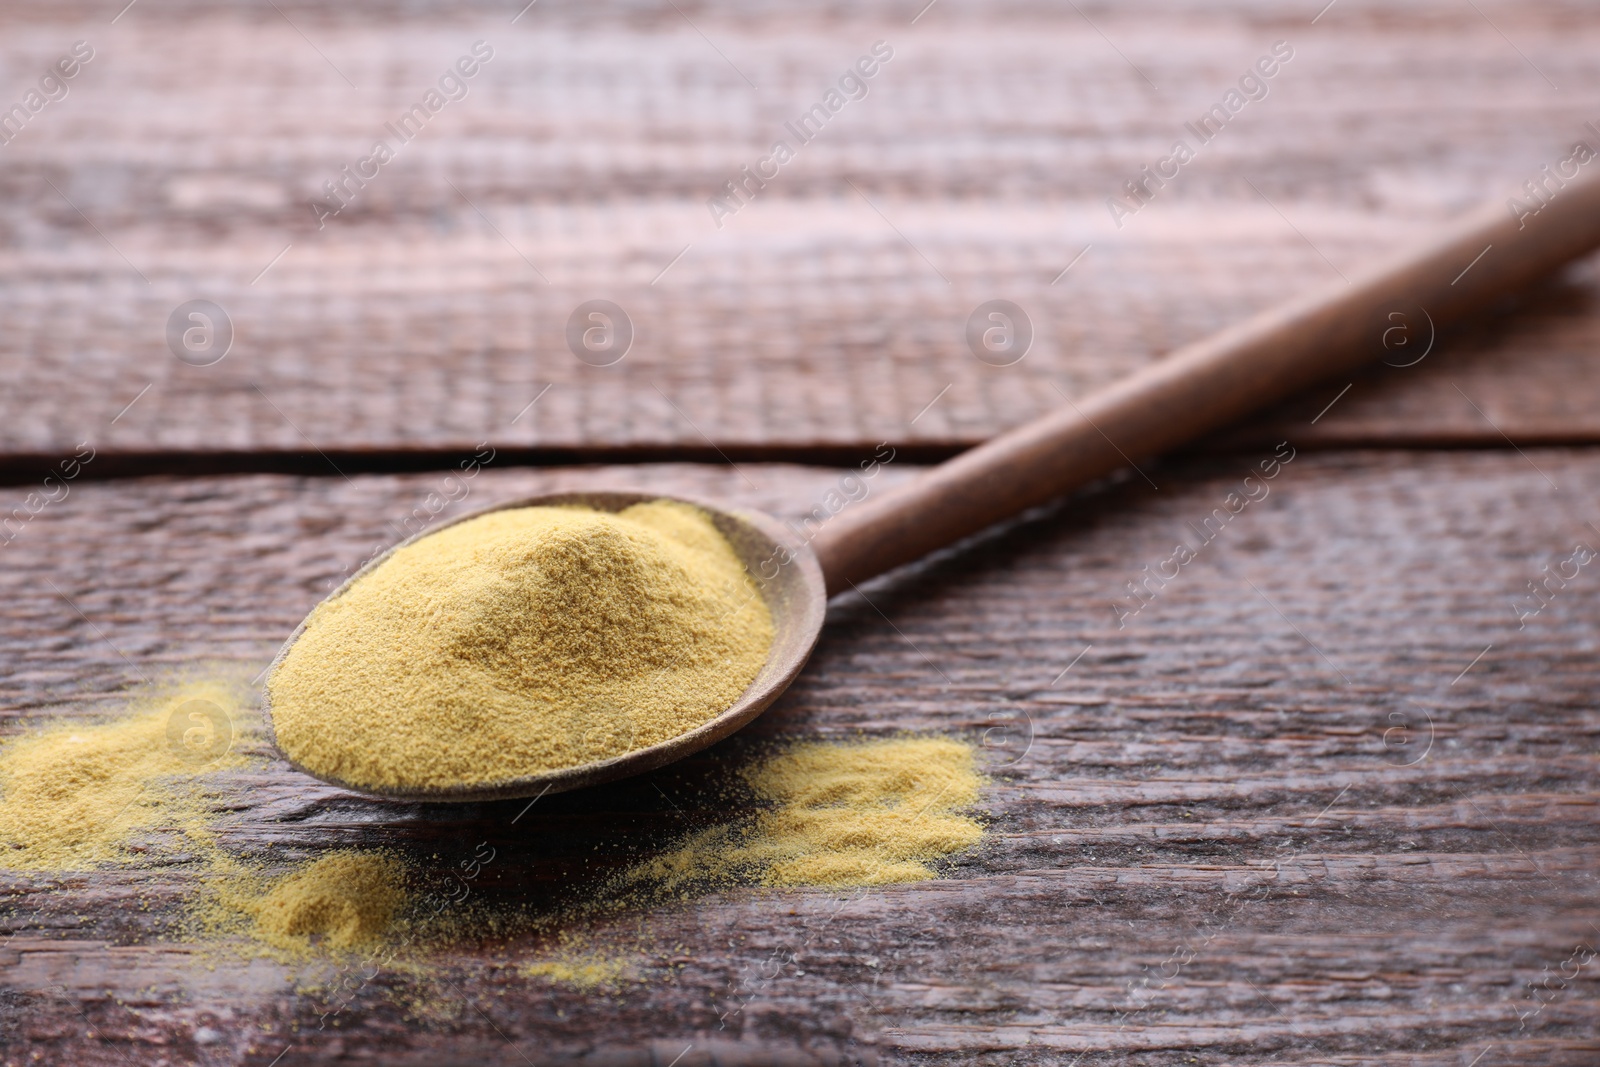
(1, 456), (1597, 1064)
(2, 0), (1599, 459)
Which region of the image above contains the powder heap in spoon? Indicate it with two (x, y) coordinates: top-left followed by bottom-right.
(268, 501), (774, 792)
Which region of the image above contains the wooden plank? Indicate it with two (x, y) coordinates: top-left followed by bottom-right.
(3, 2), (1600, 460)
(2, 454), (1597, 1063)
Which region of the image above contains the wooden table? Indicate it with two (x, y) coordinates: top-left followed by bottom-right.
(2, 1), (1597, 1063)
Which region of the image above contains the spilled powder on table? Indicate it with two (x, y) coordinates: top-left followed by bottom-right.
(520, 954), (631, 991)
(1, 682), (984, 990)
(224, 850), (411, 955)
(0, 677), (251, 872)
(749, 735), (983, 885)
(628, 736), (985, 892)
(267, 501), (774, 793)
(0, 676), (416, 962)
(514, 737), (986, 989)
(198, 736), (985, 988)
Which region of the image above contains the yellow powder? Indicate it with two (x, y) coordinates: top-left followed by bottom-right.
(632, 736), (985, 890)
(2, 681), (983, 987)
(242, 851), (410, 953)
(0, 679), (248, 872)
(268, 502), (774, 792)
(749, 736), (984, 885)
(520, 955), (630, 991)
(514, 739), (983, 988)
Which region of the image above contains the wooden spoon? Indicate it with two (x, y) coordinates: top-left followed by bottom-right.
(266, 166), (1600, 801)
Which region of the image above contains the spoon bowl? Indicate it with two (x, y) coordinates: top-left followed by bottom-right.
(262, 490), (827, 802)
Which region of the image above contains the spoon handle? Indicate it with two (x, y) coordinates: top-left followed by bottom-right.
(812, 164), (1600, 594)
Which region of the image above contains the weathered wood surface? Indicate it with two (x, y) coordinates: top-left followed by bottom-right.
(2, 457), (1598, 1065)
(4, 1), (1600, 1063)
(3, 1), (1600, 461)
